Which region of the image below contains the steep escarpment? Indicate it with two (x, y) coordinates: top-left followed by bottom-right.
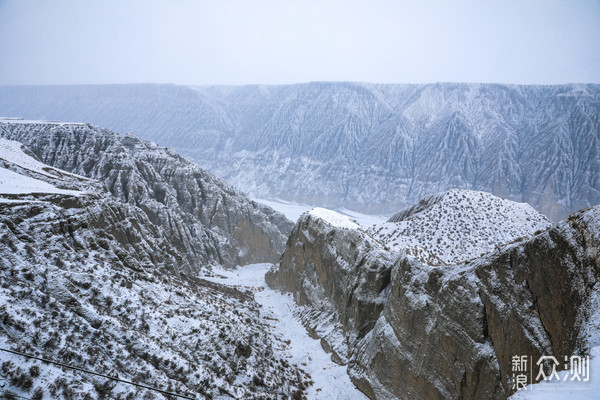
(266, 208), (396, 364)
(0, 120), (293, 271)
(1, 83), (598, 219)
(352, 207), (600, 399)
(267, 194), (600, 399)
(0, 137), (309, 398)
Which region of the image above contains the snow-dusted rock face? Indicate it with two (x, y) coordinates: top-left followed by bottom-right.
(265, 209), (396, 364)
(0, 120), (293, 271)
(267, 194), (600, 399)
(0, 83), (598, 220)
(368, 189), (553, 265)
(0, 133), (309, 398)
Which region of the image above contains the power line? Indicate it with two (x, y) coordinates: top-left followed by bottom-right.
(0, 347), (196, 399)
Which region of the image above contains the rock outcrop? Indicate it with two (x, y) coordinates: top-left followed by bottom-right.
(266, 208), (396, 364)
(267, 195), (600, 399)
(0, 120), (293, 271)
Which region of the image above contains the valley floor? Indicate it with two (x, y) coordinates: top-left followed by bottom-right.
(204, 263), (368, 400)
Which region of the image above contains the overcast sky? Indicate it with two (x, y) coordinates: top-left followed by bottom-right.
(0, 0), (598, 85)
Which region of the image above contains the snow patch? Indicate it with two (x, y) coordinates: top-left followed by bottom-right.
(0, 166), (83, 196)
(308, 207), (361, 230)
(253, 198), (389, 226)
(252, 198), (314, 222)
(0, 138), (89, 197)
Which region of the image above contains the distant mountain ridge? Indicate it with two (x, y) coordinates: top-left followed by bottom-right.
(0, 82), (598, 219)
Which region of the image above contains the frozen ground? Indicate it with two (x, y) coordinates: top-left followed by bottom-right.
(205, 263), (368, 400)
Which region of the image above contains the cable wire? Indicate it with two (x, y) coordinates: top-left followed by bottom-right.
(0, 347), (195, 399)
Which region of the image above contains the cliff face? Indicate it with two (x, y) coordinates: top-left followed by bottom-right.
(266, 209), (396, 364)
(0, 120), (293, 271)
(1, 83), (599, 220)
(267, 200), (600, 399)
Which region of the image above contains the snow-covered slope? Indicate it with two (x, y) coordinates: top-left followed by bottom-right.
(1, 137), (86, 182)
(367, 189), (553, 265)
(0, 83), (598, 220)
(308, 207), (362, 230)
(0, 138), (97, 197)
(0, 167), (82, 197)
(0, 127), (309, 399)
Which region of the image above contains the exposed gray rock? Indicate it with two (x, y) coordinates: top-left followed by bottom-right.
(266, 211), (395, 364)
(0, 120), (293, 271)
(267, 195), (600, 399)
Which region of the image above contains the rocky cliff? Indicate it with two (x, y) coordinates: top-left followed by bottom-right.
(1, 83), (598, 220)
(267, 193), (600, 399)
(0, 119), (293, 271)
(266, 208), (396, 365)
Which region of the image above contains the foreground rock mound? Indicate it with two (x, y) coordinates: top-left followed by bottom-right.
(267, 192), (600, 399)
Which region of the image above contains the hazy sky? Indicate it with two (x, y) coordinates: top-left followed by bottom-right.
(0, 0), (598, 85)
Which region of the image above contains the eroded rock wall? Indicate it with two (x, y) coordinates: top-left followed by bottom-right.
(0, 121), (293, 270)
(266, 213), (395, 363)
(268, 206), (600, 399)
